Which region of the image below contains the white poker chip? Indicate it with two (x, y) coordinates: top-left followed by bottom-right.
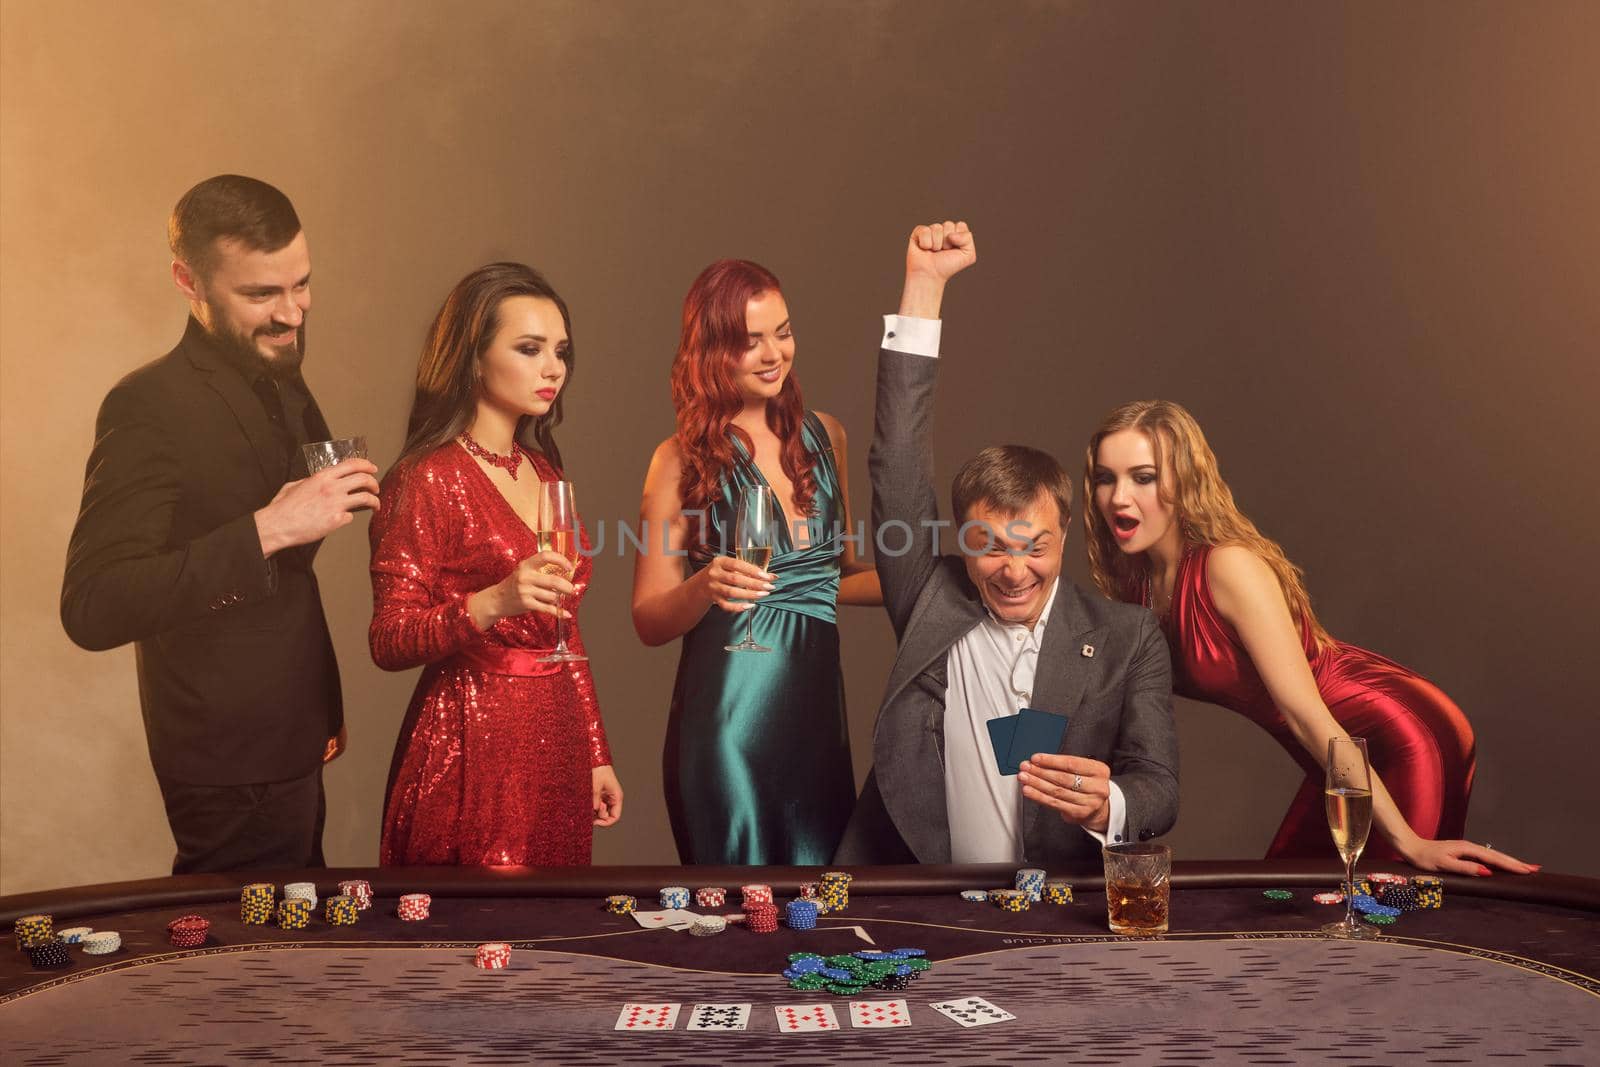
(960, 889), (989, 902)
(57, 926), (94, 944)
(81, 931), (121, 954)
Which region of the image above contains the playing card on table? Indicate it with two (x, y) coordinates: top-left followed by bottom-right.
(614, 1002), (681, 1031)
(849, 998), (910, 1028)
(775, 1003), (841, 1033)
(685, 1003), (751, 1032)
(928, 996), (1016, 1027)
(630, 909), (696, 930)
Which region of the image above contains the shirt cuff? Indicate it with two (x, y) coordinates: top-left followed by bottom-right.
(1081, 780), (1128, 847)
(881, 314), (941, 358)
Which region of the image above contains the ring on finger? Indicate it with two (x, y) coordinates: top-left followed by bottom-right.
(1072, 774), (1084, 791)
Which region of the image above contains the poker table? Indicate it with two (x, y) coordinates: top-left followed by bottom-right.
(3, 862), (1597, 1065)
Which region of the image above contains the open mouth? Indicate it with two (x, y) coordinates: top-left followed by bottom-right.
(992, 580), (1039, 603)
(1112, 514), (1140, 541)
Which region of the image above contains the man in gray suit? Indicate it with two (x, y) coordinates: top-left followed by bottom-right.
(835, 221), (1178, 866)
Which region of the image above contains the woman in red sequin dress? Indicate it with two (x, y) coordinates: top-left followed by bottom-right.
(1084, 400), (1533, 876)
(370, 262), (623, 866)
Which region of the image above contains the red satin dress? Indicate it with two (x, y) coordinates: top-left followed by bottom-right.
(1150, 544), (1476, 860)
(369, 442), (611, 866)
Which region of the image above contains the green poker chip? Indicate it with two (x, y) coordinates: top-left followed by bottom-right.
(1263, 889), (1294, 901)
(1361, 913), (1397, 926)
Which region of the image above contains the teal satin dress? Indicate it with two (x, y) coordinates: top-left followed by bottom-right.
(663, 412), (855, 864)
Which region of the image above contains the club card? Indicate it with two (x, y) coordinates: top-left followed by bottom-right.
(929, 996), (1016, 1028)
(849, 999), (911, 1028)
(987, 714), (1021, 775)
(614, 1002), (681, 1031)
(775, 1003), (841, 1033)
(1005, 707), (1070, 774)
(686, 1003), (751, 1032)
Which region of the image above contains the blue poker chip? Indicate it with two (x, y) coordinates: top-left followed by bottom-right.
(1350, 894), (1381, 913)
(819, 967), (853, 980)
(786, 958), (824, 974)
(853, 950), (890, 960)
(893, 963), (913, 977)
(889, 948), (926, 957)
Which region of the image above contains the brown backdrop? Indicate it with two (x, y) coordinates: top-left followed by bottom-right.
(4, 1), (1598, 894)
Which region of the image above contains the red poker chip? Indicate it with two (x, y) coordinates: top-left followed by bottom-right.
(1313, 892), (1346, 904)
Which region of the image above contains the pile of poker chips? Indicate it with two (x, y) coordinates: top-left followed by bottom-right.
(960, 889), (990, 902)
(81, 931), (121, 955)
(741, 884), (774, 907)
(785, 899), (819, 930)
(277, 899), (312, 930)
(604, 894), (637, 915)
(398, 893), (431, 921)
(1412, 875), (1444, 909)
(324, 895), (359, 926)
(1043, 881), (1074, 904)
(694, 887), (726, 908)
(818, 871), (851, 913)
(991, 889), (1031, 912)
(659, 886), (691, 909)
(1015, 868), (1046, 902)
(474, 942), (512, 969)
(167, 915), (210, 948)
(57, 926), (93, 944)
(783, 949), (931, 996)
(338, 879), (374, 911)
(690, 915), (727, 937)
(797, 882), (820, 901)
(746, 903), (780, 934)
(1378, 883), (1423, 912)
(241, 882), (276, 925)
(28, 938), (71, 970)
(14, 914), (54, 950)
(284, 881), (318, 908)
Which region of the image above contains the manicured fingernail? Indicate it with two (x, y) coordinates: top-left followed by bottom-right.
(1477, 865), (1492, 876)
(1530, 864), (1542, 872)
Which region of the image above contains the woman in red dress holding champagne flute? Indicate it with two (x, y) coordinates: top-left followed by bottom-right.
(1084, 400), (1534, 875)
(369, 262), (623, 866)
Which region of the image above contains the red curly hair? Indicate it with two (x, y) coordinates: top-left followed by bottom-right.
(671, 259), (815, 547)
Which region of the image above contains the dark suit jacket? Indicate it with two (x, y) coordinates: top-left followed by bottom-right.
(834, 348), (1179, 866)
(61, 317), (342, 786)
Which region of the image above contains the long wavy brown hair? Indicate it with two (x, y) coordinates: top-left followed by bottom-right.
(396, 262), (574, 472)
(671, 259), (814, 547)
(1084, 400), (1332, 650)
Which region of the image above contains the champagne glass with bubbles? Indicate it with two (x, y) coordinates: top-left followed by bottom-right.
(1321, 736), (1376, 938)
(724, 485), (774, 654)
(535, 480), (586, 664)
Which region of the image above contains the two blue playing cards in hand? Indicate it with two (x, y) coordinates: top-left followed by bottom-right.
(985, 707), (1070, 776)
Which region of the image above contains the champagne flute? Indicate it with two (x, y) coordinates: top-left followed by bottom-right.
(535, 480), (586, 664)
(724, 484), (774, 654)
(1321, 736), (1376, 938)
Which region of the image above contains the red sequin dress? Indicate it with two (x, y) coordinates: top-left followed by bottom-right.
(369, 442), (612, 866)
(1144, 544), (1476, 861)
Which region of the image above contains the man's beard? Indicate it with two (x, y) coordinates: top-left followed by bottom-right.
(204, 304), (307, 380)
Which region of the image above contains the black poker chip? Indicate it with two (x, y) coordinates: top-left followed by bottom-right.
(28, 938), (71, 970)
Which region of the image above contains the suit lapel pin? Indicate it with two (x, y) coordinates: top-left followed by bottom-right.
(1081, 644), (1095, 658)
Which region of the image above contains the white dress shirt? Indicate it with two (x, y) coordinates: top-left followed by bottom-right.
(881, 314), (1128, 863)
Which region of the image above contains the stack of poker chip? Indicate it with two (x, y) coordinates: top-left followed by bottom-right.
(338, 880), (374, 911)
(1378, 883), (1423, 912)
(14, 914), (54, 950)
(81, 931), (121, 956)
(1354, 875), (1375, 897)
(167, 915), (210, 948)
(1043, 880), (1075, 904)
(324, 895), (359, 926)
(659, 885), (691, 910)
(57, 926), (93, 945)
(783, 949), (931, 996)
(474, 942), (512, 969)
(604, 894), (637, 915)
(284, 881), (319, 909)
(1350, 894), (1401, 920)
(1412, 875), (1444, 909)
(241, 883), (276, 925)
(1014, 868), (1047, 902)
(959, 889), (990, 903)
(398, 893), (431, 921)
(785, 899), (820, 930)
(277, 899), (312, 930)
(796, 882), (821, 901)
(819, 871), (852, 913)
(689, 915), (727, 937)
(740, 883), (774, 908)
(694, 886), (726, 908)
(27, 938), (71, 970)
(746, 903), (780, 933)
(992, 889), (1031, 912)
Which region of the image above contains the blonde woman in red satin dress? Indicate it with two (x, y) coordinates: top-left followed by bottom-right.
(369, 262), (623, 866)
(1085, 400), (1533, 876)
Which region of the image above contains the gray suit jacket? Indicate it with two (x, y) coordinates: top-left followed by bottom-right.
(834, 348), (1179, 866)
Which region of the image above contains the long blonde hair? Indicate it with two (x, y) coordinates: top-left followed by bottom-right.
(1083, 400), (1332, 651)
